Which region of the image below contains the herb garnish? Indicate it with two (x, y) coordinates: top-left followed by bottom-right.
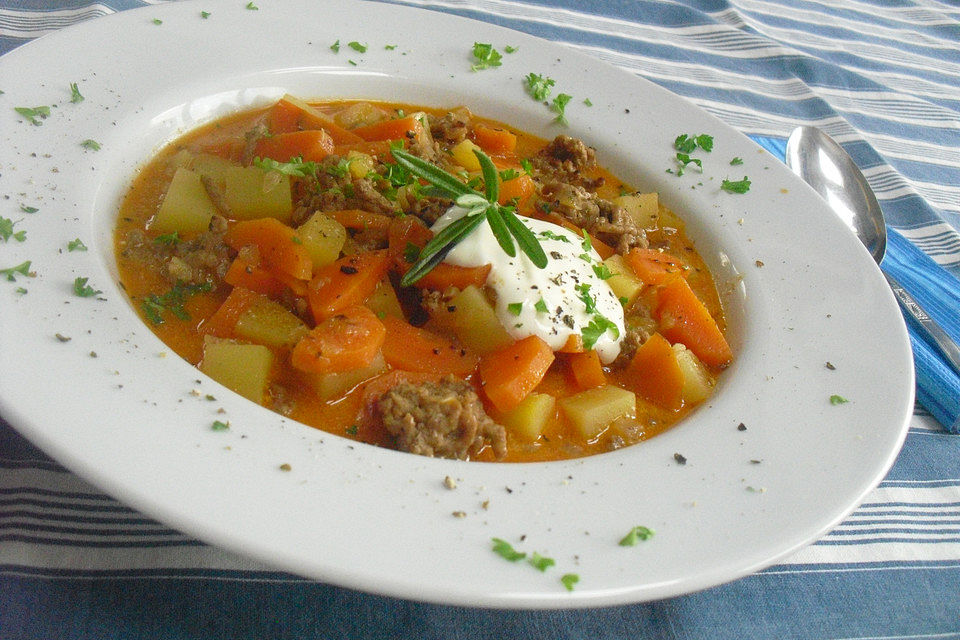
(829, 394), (849, 405)
(253, 156), (317, 178)
(67, 238), (87, 252)
(1, 260), (31, 281)
(15, 106), (50, 125)
(20, 204), (38, 214)
(390, 148), (546, 286)
(561, 573), (580, 591)
(80, 139), (101, 151)
(528, 552), (556, 572)
(348, 41), (368, 53)
(491, 538), (526, 562)
(551, 93), (572, 125)
(507, 301), (524, 316)
(154, 232), (180, 246)
(69, 82), (84, 103)
(534, 297), (549, 313)
(470, 42), (503, 71)
(330, 40), (340, 53)
(730, 157), (743, 165)
(619, 525), (655, 546)
(675, 133), (713, 154)
(0, 217), (26, 243)
(152, 18), (162, 25)
(525, 72), (555, 101)
(201, 11), (211, 18)
(211, 420), (230, 431)
(140, 281), (212, 325)
(721, 177), (752, 194)
(73, 276), (101, 298)
(245, 1), (258, 9)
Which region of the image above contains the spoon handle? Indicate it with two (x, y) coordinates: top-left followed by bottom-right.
(884, 270), (960, 378)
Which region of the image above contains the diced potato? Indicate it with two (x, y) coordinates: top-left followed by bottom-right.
(346, 151), (375, 179)
(311, 352), (388, 401)
(298, 212), (347, 270)
(189, 153), (235, 186)
(149, 167), (219, 236)
(200, 336), (273, 404)
(451, 139), (482, 171)
(614, 192), (659, 229)
(603, 254), (644, 305)
(500, 393), (556, 442)
(429, 285), (513, 355)
(234, 299), (309, 349)
(673, 344), (715, 404)
(365, 279), (404, 319)
(223, 166), (292, 222)
(333, 101), (388, 129)
(559, 385), (636, 440)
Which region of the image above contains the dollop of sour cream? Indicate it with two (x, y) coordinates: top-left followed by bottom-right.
(432, 206), (625, 364)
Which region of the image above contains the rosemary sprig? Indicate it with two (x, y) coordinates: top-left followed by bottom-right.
(391, 148), (547, 286)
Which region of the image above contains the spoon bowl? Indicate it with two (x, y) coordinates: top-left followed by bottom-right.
(785, 126), (887, 264)
(785, 125), (960, 378)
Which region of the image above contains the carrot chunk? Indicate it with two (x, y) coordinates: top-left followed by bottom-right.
(291, 305), (386, 374)
(224, 218), (313, 282)
(266, 95), (363, 144)
(566, 350), (607, 390)
(351, 115), (423, 142)
(200, 286), (260, 337)
(387, 216), (491, 290)
(380, 316), (480, 377)
(655, 277), (732, 367)
(307, 250), (392, 322)
(624, 332), (684, 410)
(224, 254), (287, 298)
(479, 336), (555, 412)
(254, 130), (335, 163)
(472, 124), (517, 155)
(498, 173), (535, 206)
(625, 248), (685, 285)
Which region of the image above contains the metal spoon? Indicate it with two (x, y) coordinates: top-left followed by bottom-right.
(785, 125), (960, 377)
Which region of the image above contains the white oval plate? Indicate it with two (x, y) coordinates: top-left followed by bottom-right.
(0, 0), (913, 608)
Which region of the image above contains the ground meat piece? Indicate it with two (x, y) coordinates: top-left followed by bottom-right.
(292, 156), (398, 224)
(430, 108), (472, 145)
(407, 195), (453, 225)
(539, 182), (648, 253)
(610, 327), (649, 370)
(377, 375), (507, 460)
(120, 216), (231, 287)
(240, 122), (269, 165)
(531, 135), (603, 190)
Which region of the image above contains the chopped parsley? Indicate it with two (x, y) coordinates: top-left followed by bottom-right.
(592, 263), (613, 280)
(15, 106), (50, 125)
(499, 168), (520, 182)
(491, 538), (526, 562)
(675, 133), (713, 154)
(67, 238), (88, 252)
(675, 152), (702, 175)
(69, 82), (84, 103)
(721, 176), (752, 194)
(73, 276), (101, 298)
(140, 281), (212, 325)
(619, 526), (654, 546)
(80, 139), (101, 151)
(402, 242), (420, 264)
(730, 156), (744, 166)
(345, 424), (358, 435)
(528, 552), (556, 572)
(20, 204), (38, 214)
(534, 297), (549, 313)
(330, 39), (340, 53)
(0, 217), (26, 243)
(154, 232), (180, 246)
(211, 420), (230, 431)
(560, 573), (580, 591)
(384, 44), (397, 50)
(583, 97), (593, 107)
(581, 314), (619, 350)
(253, 155), (317, 178)
(551, 93), (572, 125)
(504, 45), (518, 53)
(507, 301), (524, 316)
(471, 42), (503, 71)
(830, 394), (849, 405)
(524, 72), (555, 101)
(347, 41), (367, 53)
(152, 18), (162, 25)
(201, 10), (211, 18)
(580, 230), (592, 252)
(1, 260), (31, 282)
(539, 229), (569, 242)
(245, 1), (258, 9)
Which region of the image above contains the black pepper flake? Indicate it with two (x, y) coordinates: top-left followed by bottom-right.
(673, 452), (687, 465)
(447, 305), (456, 312)
(339, 265), (358, 275)
(562, 315), (575, 328)
(432, 348), (441, 355)
(550, 251), (562, 259)
(737, 422), (747, 431)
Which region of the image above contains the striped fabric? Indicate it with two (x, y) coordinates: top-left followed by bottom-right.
(1, 1), (958, 638)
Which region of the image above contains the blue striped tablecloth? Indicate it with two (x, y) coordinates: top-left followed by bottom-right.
(1, 1), (958, 638)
